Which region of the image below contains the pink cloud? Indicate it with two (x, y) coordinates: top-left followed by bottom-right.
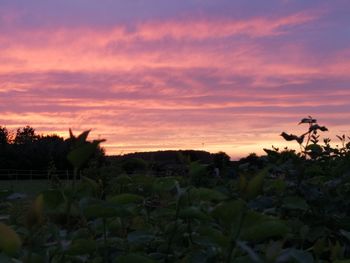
(1, 7), (349, 158)
(137, 11), (319, 40)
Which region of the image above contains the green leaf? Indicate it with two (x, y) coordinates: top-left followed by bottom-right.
(127, 231), (155, 245)
(241, 212), (289, 241)
(42, 190), (64, 209)
(340, 229), (350, 242)
(244, 169), (267, 200)
(233, 256), (257, 263)
(186, 250), (212, 263)
(23, 253), (44, 263)
(236, 241), (263, 263)
(330, 240), (342, 261)
(26, 194), (44, 228)
(0, 189), (11, 200)
(299, 117), (317, 125)
(211, 200), (245, 233)
(67, 239), (96, 255)
(69, 128), (75, 139)
(335, 217), (350, 231)
(196, 226), (229, 248)
(265, 241), (283, 262)
(280, 132), (301, 142)
(83, 205), (117, 218)
(179, 207), (209, 220)
(71, 228), (91, 240)
(81, 176), (99, 194)
(190, 187), (227, 202)
(189, 162), (207, 178)
(151, 208), (176, 219)
(290, 249), (314, 263)
(67, 140), (103, 169)
(108, 194), (144, 205)
(0, 223), (21, 256)
(77, 130), (91, 144)
(153, 178), (177, 192)
(83, 201), (129, 218)
(283, 196), (309, 211)
(108, 218), (122, 233)
(305, 144), (323, 155)
(240, 175), (248, 192)
(270, 178), (286, 193)
(116, 253), (156, 263)
(313, 238), (326, 258)
(309, 124), (328, 132)
(241, 220), (289, 241)
(279, 249), (314, 263)
(115, 175), (132, 185)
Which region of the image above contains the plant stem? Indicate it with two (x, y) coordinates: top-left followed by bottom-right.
(103, 218), (108, 263)
(187, 218), (194, 245)
(166, 198), (181, 262)
(226, 208), (246, 263)
(73, 168), (78, 189)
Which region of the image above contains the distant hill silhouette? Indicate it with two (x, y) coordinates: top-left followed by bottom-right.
(107, 150), (214, 164)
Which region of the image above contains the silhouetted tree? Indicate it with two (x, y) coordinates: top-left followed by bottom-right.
(0, 126), (106, 171)
(14, 126), (38, 145)
(122, 158), (148, 174)
(0, 126), (9, 145)
(213, 151), (230, 170)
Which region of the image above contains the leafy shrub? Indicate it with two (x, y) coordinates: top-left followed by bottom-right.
(0, 121), (349, 262)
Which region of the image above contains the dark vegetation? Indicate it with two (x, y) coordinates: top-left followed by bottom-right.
(0, 117), (349, 262)
(0, 126), (227, 178)
(0, 126), (104, 171)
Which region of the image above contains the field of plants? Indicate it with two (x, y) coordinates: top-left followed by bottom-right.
(0, 117), (349, 262)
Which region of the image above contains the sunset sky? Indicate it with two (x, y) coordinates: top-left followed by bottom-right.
(1, 0), (350, 158)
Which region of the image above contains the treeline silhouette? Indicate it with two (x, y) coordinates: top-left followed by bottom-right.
(0, 125), (104, 170)
(109, 150), (231, 176)
(0, 125), (233, 178)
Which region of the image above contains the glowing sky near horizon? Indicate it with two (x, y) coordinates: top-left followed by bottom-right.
(1, 0), (350, 158)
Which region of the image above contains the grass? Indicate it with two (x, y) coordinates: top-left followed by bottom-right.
(0, 180), (71, 196)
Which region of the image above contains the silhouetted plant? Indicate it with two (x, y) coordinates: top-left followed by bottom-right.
(67, 129), (105, 185)
(280, 116), (328, 159)
(0, 122), (349, 262)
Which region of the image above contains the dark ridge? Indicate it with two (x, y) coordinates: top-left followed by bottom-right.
(107, 150), (215, 164)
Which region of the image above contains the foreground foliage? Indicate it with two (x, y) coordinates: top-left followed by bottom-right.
(0, 118), (349, 262)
